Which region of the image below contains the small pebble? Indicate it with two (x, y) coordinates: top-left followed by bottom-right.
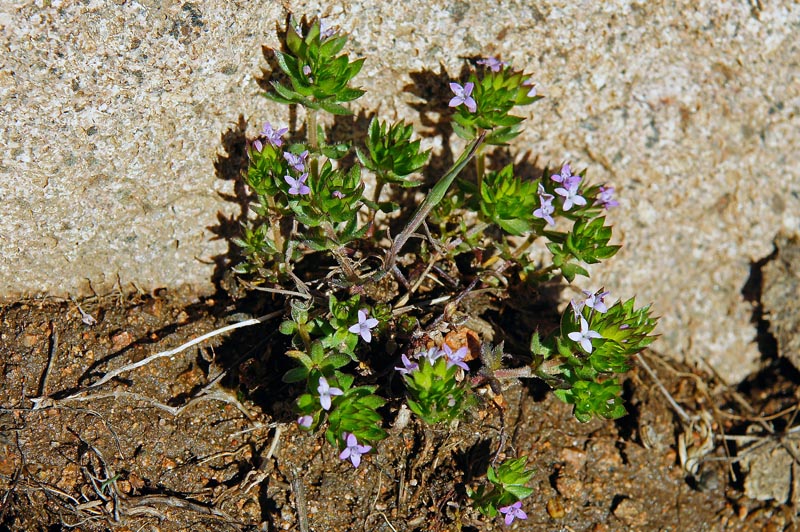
(547, 497), (566, 519)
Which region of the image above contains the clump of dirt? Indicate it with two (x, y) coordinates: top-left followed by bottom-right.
(0, 290), (796, 531)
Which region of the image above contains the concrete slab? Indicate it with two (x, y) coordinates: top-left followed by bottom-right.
(2, 1), (798, 381)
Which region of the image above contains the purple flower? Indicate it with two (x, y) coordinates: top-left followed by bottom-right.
(320, 19), (336, 39)
(522, 78), (537, 97)
(302, 64), (313, 83)
(339, 432), (372, 468)
(570, 298), (585, 320)
(533, 183), (555, 226)
(583, 289), (610, 313)
(499, 501), (527, 525)
(348, 309), (379, 343)
(297, 415), (313, 428)
(477, 56), (508, 72)
(537, 182), (553, 202)
(317, 376), (343, 411)
(417, 347), (443, 365)
(395, 354), (419, 375)
(332, 190), (345, 199)
(596, 185), (619, 209)
(551, 163), (573, 184)
(259, 122), (288, 148)
(555, 174), (586, 211)
(440, 344), (469, 372)
(284, 172), (310, 195)
(448, 82), (477, 113)
(252, 139), (264, 152)
(568, 316), (603, 354)
(284, 150), (309, 172)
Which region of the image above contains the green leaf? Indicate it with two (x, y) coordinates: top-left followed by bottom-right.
(561, 262), (589, 282)
(317, 99), (352, 115)
(282, 366), (309, 383)
(325, 353), (352, 369)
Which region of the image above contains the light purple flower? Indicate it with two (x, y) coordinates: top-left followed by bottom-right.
(317, 376), (343, 411)
(260, 122), (288, 148)
(252, 139), (264, 152)
(568, 316), (603, 354)
(551, 163), (573, 184)
(583, 289), (610, 313)
(533, 183), (555, 226)
(297, 415), (313, 428)
(339, 432), (372, 468)
(555, 174), (587, 211)
(320, 19), (336, 39)
(348, 309), (379, 343)
(570, 298), (585, 320)
(563, 174), (582, 191)
(499, 501), (527, 525)
(332, 190), (345, 199)
(477, 57), (508, 72)
(596, 185), (619, 209)
(522, 78), (537, 97)
(302, 64), (313, 83)
(284, 150), (309, 172)
(448, 82), (477, 113)
(537, 182), (553, 202)
(284, 172), (310, 196)
(417, 346), (443, 365)
(395, 354), (419, 375)
(440, 344), (469, 372)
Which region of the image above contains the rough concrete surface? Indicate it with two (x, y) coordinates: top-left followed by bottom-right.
(1, 1), (798, 382)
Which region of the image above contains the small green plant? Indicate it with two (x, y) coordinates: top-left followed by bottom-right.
(467, 456), (536, 525)
(233, 15), (658, 526)
(401, 347), (474, 425)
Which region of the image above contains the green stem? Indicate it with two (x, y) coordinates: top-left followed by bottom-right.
(306, 107), (319, 180)
(475, 146), (485, 194)
(297, 322), (312, 353)
(372, 178), (386, 205)
(378, 132), (486, 278)
(366, 178), (386, 238)
(266, 195), (284, 256)
(529, 263), (558, 278)
(511, 233), (537, 260)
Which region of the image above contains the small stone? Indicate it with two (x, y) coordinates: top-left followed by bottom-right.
(117, 480), (132, 494)
(559, 447), (587, 469)
(555, 473), (584, 500)
(546, 497), (566, 519)
(128, 472), (145, 491)
(111, 330), (135, 350)
(21, 333), (39, 348)
(613, 497), (648, 527)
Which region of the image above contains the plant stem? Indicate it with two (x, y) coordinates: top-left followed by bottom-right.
(297, 322), (312, 353)
(377, 132), (486, 278)
(306, 107), (319, 180)
(511, 233), (537, 260)
(372, 178), (385, 205)
(475, 145), (485, 194)
(267, 195), (284, 257)
(365, 178), (386, 236)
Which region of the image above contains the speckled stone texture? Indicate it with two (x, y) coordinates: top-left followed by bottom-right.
(1, 1), (798, 381)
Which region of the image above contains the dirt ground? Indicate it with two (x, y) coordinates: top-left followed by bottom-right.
(0, 289), (797, 531)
